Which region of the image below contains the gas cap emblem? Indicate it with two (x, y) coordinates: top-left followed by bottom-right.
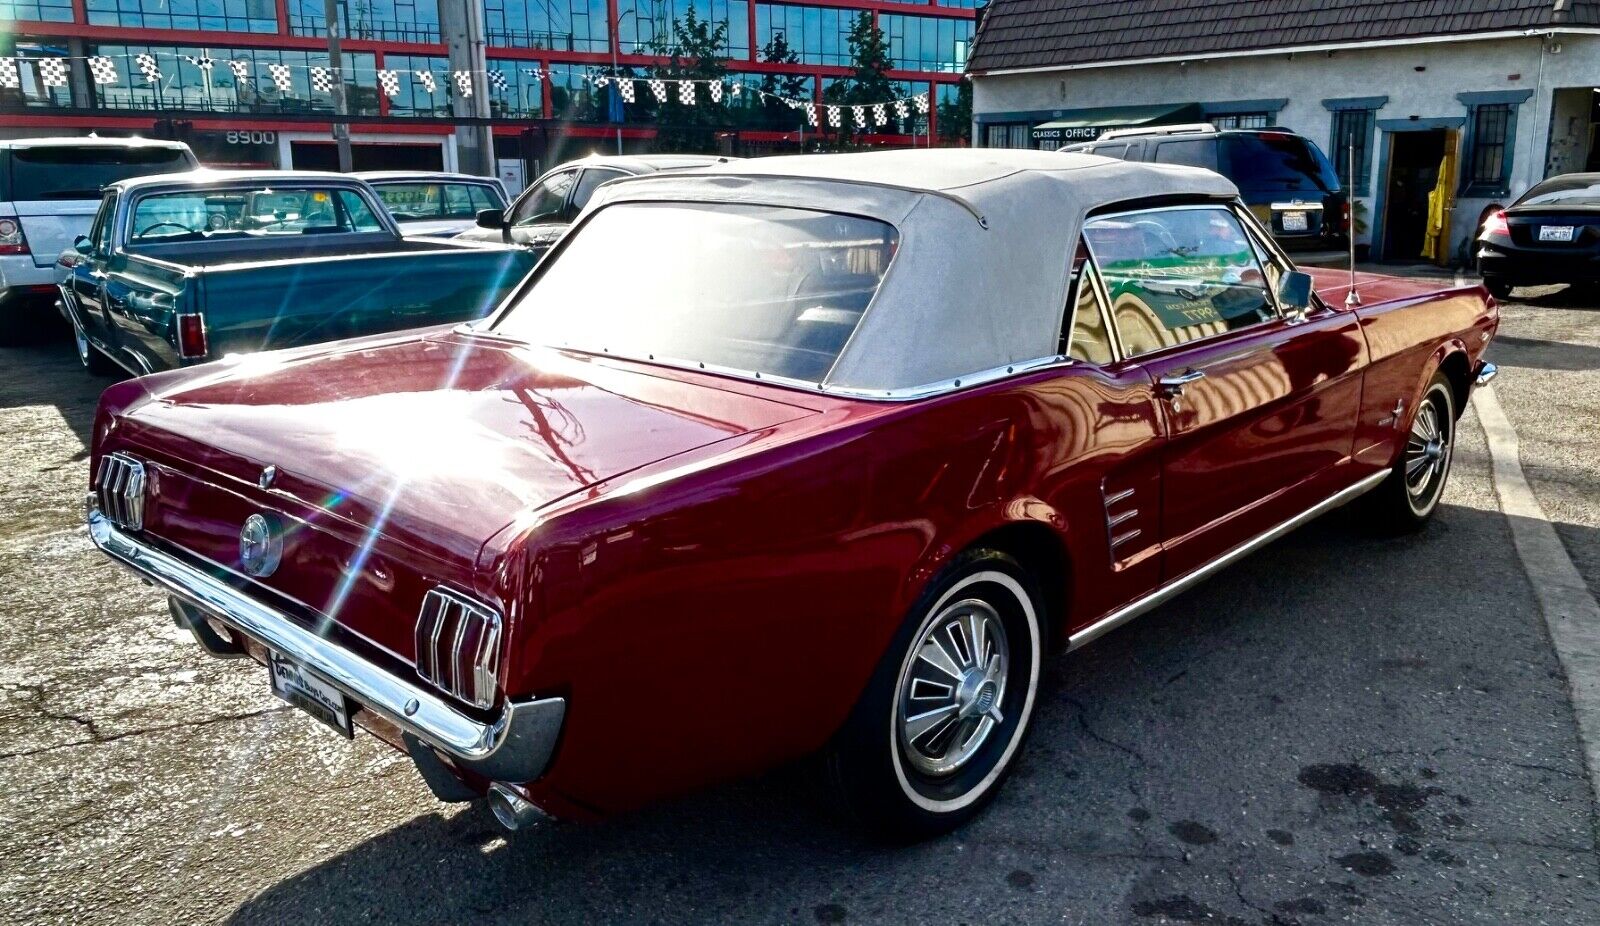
(259, 465), (277, 490)
(239, 513), (284, 578)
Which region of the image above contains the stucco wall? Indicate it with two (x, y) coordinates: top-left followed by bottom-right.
(972, 34), (1600, 260)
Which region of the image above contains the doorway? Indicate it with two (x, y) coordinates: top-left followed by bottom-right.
(1380, 129), (1447, 260)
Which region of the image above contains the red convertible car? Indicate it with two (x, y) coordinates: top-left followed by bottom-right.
(86, 150), (1498, 838)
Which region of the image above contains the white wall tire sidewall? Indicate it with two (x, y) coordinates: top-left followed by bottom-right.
(1406, 382), (1454, 519)
(887, 570), (1041, 815)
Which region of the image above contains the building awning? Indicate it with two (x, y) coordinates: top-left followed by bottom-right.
(1032, 103), (1205, 143)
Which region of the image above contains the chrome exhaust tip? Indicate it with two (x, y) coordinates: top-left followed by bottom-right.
(486, 782), (544, 832)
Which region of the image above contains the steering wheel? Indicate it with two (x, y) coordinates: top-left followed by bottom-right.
(138, 221), (198, 237)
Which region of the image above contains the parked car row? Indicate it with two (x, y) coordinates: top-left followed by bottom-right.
(76, 147), (1500, 840)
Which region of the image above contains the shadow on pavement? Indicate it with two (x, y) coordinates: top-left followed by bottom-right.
(226, 503), (1600, 925)
(0, 328), (112, 454)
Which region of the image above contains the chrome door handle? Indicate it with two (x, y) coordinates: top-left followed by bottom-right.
(1157, 369), (1206, 395)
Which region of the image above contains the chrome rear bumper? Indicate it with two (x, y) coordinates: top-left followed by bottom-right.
(87, 507), (563, 783)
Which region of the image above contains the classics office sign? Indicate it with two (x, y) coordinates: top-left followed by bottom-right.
(1031, 124), (1107, 143)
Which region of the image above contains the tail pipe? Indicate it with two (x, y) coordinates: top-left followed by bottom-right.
(487, 782), (546, 831)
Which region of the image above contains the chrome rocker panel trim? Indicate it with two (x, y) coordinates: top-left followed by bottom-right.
(87, 507), (563, 782)
(1067, 468), (1389, 652)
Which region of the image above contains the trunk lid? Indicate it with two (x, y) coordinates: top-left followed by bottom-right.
(14, 200), (99, 268)
(1502, 206), (1600, 249)
(110, 330), (816, 656)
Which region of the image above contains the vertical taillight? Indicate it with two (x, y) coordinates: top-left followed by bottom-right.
(1341, 200), (1352, 233)
(1482, 209), (1510, 238)
(176, 313), (208, 360)
(0, 218), (27, 256)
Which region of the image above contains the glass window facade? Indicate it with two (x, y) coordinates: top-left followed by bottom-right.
(617, 0), (749, 59)
(488, 59), (545, 119)
(755, 4), (855, 67)
(1, 0), (73, 23)
(0, 40), (74, 109)
(90, 45), (380, 116)
(484, 0), (610, 53)
(382, 53), (453, 117)
(545, 63), (603, 122)
(289, 0), (442, 43)
(880, 14), (971, 73)
(87, 0), (278, 33)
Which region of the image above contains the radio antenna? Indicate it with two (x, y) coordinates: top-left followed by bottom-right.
(1344, 136), (1361, 307)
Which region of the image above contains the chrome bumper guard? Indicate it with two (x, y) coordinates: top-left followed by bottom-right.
(1474, 361), (1498, 388)
(87, 506), (564, 783)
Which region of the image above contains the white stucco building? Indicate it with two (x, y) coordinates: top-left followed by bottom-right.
(968, 1), (1600, 262)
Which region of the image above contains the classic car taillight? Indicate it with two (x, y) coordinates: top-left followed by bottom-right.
(415, 588), (502, 709)
(176, 312), (208, 360)
(0, 218), (27, 255)
(94, 452), (147, 531)
(1482, 209), (1510, 238)
(1341, 200), (1351, 233)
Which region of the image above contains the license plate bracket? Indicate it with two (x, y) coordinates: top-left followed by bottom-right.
(269, 651), (354, 738)
(1539, 225), (1575, 242)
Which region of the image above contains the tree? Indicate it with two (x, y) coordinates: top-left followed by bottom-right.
(756, 32), (810, 132)
(822, 12), (895, 147)
(645, 5), (731, 153)
(937, 78), (972, 145)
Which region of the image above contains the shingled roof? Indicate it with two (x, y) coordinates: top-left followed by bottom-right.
(969, 0), (1600, 74)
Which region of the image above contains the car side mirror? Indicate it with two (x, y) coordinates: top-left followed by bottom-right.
(476, 208), (505, 230)
(1277, 270), (1314, 317)
(74, 235), (93, 256)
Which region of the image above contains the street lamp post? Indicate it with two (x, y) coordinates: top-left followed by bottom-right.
(611, 7), (637, 155)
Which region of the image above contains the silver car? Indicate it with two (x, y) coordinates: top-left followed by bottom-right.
(356, 171), (510, 239)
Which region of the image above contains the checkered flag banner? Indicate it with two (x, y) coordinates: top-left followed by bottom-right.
(729, 81), (741, 97)
(617, 78), (635, 103)
(893, 99), (909, 120)
(852, 105), (867, 128)
(37, 57), (69, 88)
(488, 70), (507, 92)
(377, 69), (401, 98)
(914, 92), (929, 114)
(871, 103), (887, 126)
(677, 80), (694, 105)
(136, 53), (161, 83)
(268, 63), (293, 92)
(228, 59), (250, 80)
(807, 103), (819, 127)
(417, 70), (436, 94)
(453, 70), (472, 97)
(826, 105), (841, 128)
(184, 55), (215, 72)
(310, 66), (333, 93)
(0, 58), (18, 90)
(708, 80), (723, 103)
(647, 78), (667, 103)
(89, 56), (119, 86)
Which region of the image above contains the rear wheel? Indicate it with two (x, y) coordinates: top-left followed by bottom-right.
(826, 548), (1044, 840)
(1358, 372), (1456, 534)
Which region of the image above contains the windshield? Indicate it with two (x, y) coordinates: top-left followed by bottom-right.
(1220, 134), (1340, 194)
(1517, 176), (1600, 208)
(10, 146), (194, 200)
(126, 186), (385, 244)
(492, 202), (899, 383)
(371, 181), (503, 221)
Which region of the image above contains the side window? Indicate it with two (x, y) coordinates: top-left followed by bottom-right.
(1088, 143), (1129, 161)
(569, 169), (627, 215)
(1061, 242), (1114, 364)
(510, 170), (577, 226)
(441, 184), (477, 218)
(89, 193), (115, 254)
(1153, 139), (1217, 171)
(467, 184), (501, 211)
(1082, 206), (1276, 358)
(336, 191), (384, 232)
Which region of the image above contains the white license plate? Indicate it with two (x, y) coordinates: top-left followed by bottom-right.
(269, 651), (353, 738)
(1539, 225), (1575, 242)
(1281, 211), (1309, 232)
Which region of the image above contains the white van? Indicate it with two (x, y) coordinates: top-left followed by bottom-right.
(1, 137), (198, 341)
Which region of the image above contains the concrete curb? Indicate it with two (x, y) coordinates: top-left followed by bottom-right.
(1472, 384), (1600, 807)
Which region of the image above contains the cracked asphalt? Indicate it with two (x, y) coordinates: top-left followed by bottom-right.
(3, 283), (1598, 925)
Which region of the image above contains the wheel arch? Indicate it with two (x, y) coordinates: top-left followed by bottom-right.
(1436, 346), (1473, 419)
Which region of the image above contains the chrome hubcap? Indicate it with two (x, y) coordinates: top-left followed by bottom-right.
(898, 599), (1009, 777)
(1404, 396), (1450, 501)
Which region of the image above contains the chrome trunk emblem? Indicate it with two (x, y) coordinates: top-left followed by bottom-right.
(239, 513), (284, 577)
(259, 465), (277, 490)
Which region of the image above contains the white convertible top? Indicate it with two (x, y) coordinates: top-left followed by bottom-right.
(583, 149), (1239, 394)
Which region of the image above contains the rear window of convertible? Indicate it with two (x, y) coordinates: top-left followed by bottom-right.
(492, 202), (900, 383)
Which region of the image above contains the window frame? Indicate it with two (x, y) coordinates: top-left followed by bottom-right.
(1457, 90), (1532, 198)
(509, 167), (580, 226)
(569, 167), (629, 217)
(1077, 202), (1288, 365)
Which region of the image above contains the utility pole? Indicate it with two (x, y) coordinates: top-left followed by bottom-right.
(322, 0), (354, 171)
(440, 0), (496, 176)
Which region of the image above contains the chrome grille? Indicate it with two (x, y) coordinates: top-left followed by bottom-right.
(95, 453), (147, 531)
(415, 588), (502, 709)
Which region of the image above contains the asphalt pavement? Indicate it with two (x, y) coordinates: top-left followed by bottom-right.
(2, 285), (1597, 925)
